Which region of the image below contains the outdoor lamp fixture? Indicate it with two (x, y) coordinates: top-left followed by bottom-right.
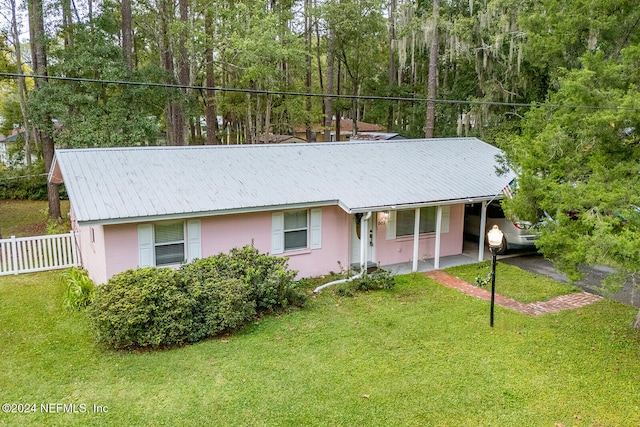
(487, 225), (504, 327)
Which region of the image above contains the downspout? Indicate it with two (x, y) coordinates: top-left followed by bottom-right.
(314, 211), (372, 293)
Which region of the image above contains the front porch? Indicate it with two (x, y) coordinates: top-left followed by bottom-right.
(379, 239), (529, 275)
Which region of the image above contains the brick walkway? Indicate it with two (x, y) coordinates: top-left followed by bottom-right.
(424, 270), (602, 316)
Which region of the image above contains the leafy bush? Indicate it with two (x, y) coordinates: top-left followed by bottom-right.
(89, 268), (195, 350)
(188, 278), (256, 342)
(62, 268), (95, 311)
(333, 268), (396, 297)
(180, 245), (306, 312)
(89, 246), (307, 350)
(353, 268), (396, 291)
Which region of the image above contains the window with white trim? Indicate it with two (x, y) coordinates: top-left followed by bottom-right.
(284, 210), (308, 251)
(386, 206), (450, 240)
(138, 220), (201, 267)
(154, 221), (185, 266)
(272, 208), (322, 254)
(396, 207), (437, 237)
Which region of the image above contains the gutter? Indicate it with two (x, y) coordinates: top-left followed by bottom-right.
(314, 211), (372, 293)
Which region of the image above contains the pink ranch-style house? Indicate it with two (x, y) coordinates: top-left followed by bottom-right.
(49, 138), (514, 284)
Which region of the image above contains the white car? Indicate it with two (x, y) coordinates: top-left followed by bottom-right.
(465, 201), (538, 254)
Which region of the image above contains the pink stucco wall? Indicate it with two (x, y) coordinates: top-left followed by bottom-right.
(76, 224), (108, 285)
(71, 203), (109, 285)
(198, 206), (350, 277)
(78, 203), (465, 284)
(86, 205), (350, 283)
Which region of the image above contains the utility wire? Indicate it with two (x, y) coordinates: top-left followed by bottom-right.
(0, 173), (48, 181)
(1, 72), (638, 112)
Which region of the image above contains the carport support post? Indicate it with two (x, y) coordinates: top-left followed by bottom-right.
(360, 214), (368, 273)
(434, 206), (443, 269)
(412, 207), (420, 272)
(478, 201), (488, 261)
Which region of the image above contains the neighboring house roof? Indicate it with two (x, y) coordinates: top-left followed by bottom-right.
(258, 134), (307, 144)
(294, 119), (384, 135)
(350, 132), (407, 141)
(0, 131), (25, 143)
(330, 119), (382, 133)
(50, 138), (515, 225)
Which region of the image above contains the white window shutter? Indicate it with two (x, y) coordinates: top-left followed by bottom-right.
(138, 224), (154, 267)
(441, 206), (450, 233)
(272, 212), (284, 254)
(310, 208), (322, 249)
(386, 211), (397, 240)
(187, 219), (202, 262)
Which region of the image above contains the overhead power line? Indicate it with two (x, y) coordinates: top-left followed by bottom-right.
(0, 72), (639, 112)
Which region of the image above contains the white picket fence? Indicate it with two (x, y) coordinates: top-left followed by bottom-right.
(0, 232), (79, 276)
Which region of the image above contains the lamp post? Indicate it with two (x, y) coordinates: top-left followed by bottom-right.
(487, 225), (504, 327)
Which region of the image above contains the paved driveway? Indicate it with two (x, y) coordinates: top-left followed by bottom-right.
(501, 252), (640, 308)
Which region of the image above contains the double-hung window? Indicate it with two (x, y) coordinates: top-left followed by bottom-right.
(154, 222), (185, 266)
(396, 207), (437, 237)
(284, 210), (308, 251)
(272, 208), (322, 254)
(138, 220), (201, 267)
(386, 206), (450, 240)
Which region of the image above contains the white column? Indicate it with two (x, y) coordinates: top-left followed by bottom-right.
(434, 205), (443, 269)
(478, 201), (487, 261)
(360, 215), (367, 272)
(412, 207), (420, 272)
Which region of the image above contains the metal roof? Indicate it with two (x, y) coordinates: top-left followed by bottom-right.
(50, 138), (515, 225)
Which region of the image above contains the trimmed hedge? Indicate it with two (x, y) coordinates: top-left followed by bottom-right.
(88, 246), (307, 350)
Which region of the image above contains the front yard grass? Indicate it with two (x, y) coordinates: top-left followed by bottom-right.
(444, 261), (580, 303)
(1, 269), (639, 426)
(0, 199), (71, 237)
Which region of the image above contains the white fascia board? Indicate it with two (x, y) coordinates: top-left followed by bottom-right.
(347, 195), (505, 213)
(76, 199), (341, 227)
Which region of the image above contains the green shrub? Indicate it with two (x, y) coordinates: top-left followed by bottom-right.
(180, 245), (306, 313)
(62, 268), (95, 311)
(89, 246), (307, 350)
(88, 268), (195, 350)
(333, 268), (396, 297)
(188, 278), (256, 342)
(353, 268), (396, 291)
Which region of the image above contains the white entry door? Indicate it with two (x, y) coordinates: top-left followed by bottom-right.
(350, 214), (376, 266)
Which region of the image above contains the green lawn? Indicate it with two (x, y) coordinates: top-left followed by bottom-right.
(0, 199), (71, 237)
(444, 261), (580, 303)
(1, 270), (639, 426)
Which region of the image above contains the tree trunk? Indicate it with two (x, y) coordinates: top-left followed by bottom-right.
(304, 0), (313, 142)
(61, 0), (72, 48)
(158, 0), (174, 145)
(387, 0), (396, 132)
(425, 0), (439, 138)
(324, 30), (334, 142)
(10, 0), (31, 167)
(264, 95), (272, 142)
(204, 9), (219, 145)
(28, 0), (61, 219)
(246, 93), (253, 144)
(122, 0), (133, 74)
(335, 61), (341, 141)
(314, 0), (325, 135)
(176, 0), (189, 146)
